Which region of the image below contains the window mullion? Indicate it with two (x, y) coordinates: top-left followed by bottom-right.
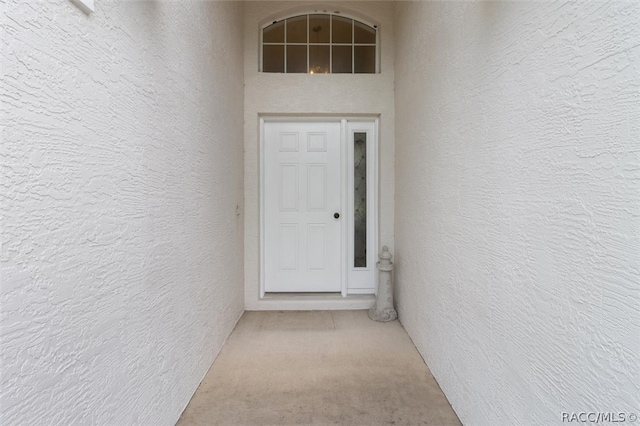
(352, 20), (355, 74)
(329, 15), (333, 73)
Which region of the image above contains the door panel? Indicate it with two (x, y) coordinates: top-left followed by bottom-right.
(279, 164), (298, 210)
(265, 122), (342, 292)
(307, 224), (326, 270)
(307, 164), (327, 210)
(279, 224), (298, 270)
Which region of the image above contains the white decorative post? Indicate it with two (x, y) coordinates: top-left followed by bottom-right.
(369, 246), (397, 322)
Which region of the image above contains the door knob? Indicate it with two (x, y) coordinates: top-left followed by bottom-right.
(334, 213), (340, 219)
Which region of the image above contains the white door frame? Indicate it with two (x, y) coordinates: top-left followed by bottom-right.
(260, 115), (379, 298)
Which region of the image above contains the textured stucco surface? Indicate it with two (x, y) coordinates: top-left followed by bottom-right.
(394, 2), (640, 425)
(244, 1), (395, 309)
(1, 1), (244, 424)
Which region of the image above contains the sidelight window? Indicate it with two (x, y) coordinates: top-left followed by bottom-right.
(354, 132), (367, 267)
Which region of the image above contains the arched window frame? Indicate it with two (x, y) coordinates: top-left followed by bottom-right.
(259, 11), (380, 74)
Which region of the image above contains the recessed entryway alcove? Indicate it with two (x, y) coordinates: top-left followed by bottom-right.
(244, 2), (396, 310)
(6, 1), (636, 424)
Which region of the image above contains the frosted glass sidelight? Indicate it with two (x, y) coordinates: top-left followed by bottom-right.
(354, 132), (367, 268)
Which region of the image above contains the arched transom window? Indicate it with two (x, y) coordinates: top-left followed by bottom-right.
(261, 13), (378, 74)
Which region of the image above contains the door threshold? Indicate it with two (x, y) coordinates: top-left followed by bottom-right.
(263, 292), (343, 298)
(248, 293), (375, 311)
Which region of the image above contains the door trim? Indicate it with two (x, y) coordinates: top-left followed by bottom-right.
(259, 115), (379, 298)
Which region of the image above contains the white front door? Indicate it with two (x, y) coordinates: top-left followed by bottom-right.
(264, 121), (342, 292)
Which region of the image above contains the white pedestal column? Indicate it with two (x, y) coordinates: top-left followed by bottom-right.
(368, 246), (397, 322)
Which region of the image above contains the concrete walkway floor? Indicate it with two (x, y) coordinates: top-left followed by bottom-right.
(177, 310), (460, 425)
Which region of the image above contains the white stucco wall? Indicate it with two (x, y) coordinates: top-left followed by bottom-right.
(394, 2), (640, 425)
(243, 1), (395, 309)
(1, 1), (244, 424)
